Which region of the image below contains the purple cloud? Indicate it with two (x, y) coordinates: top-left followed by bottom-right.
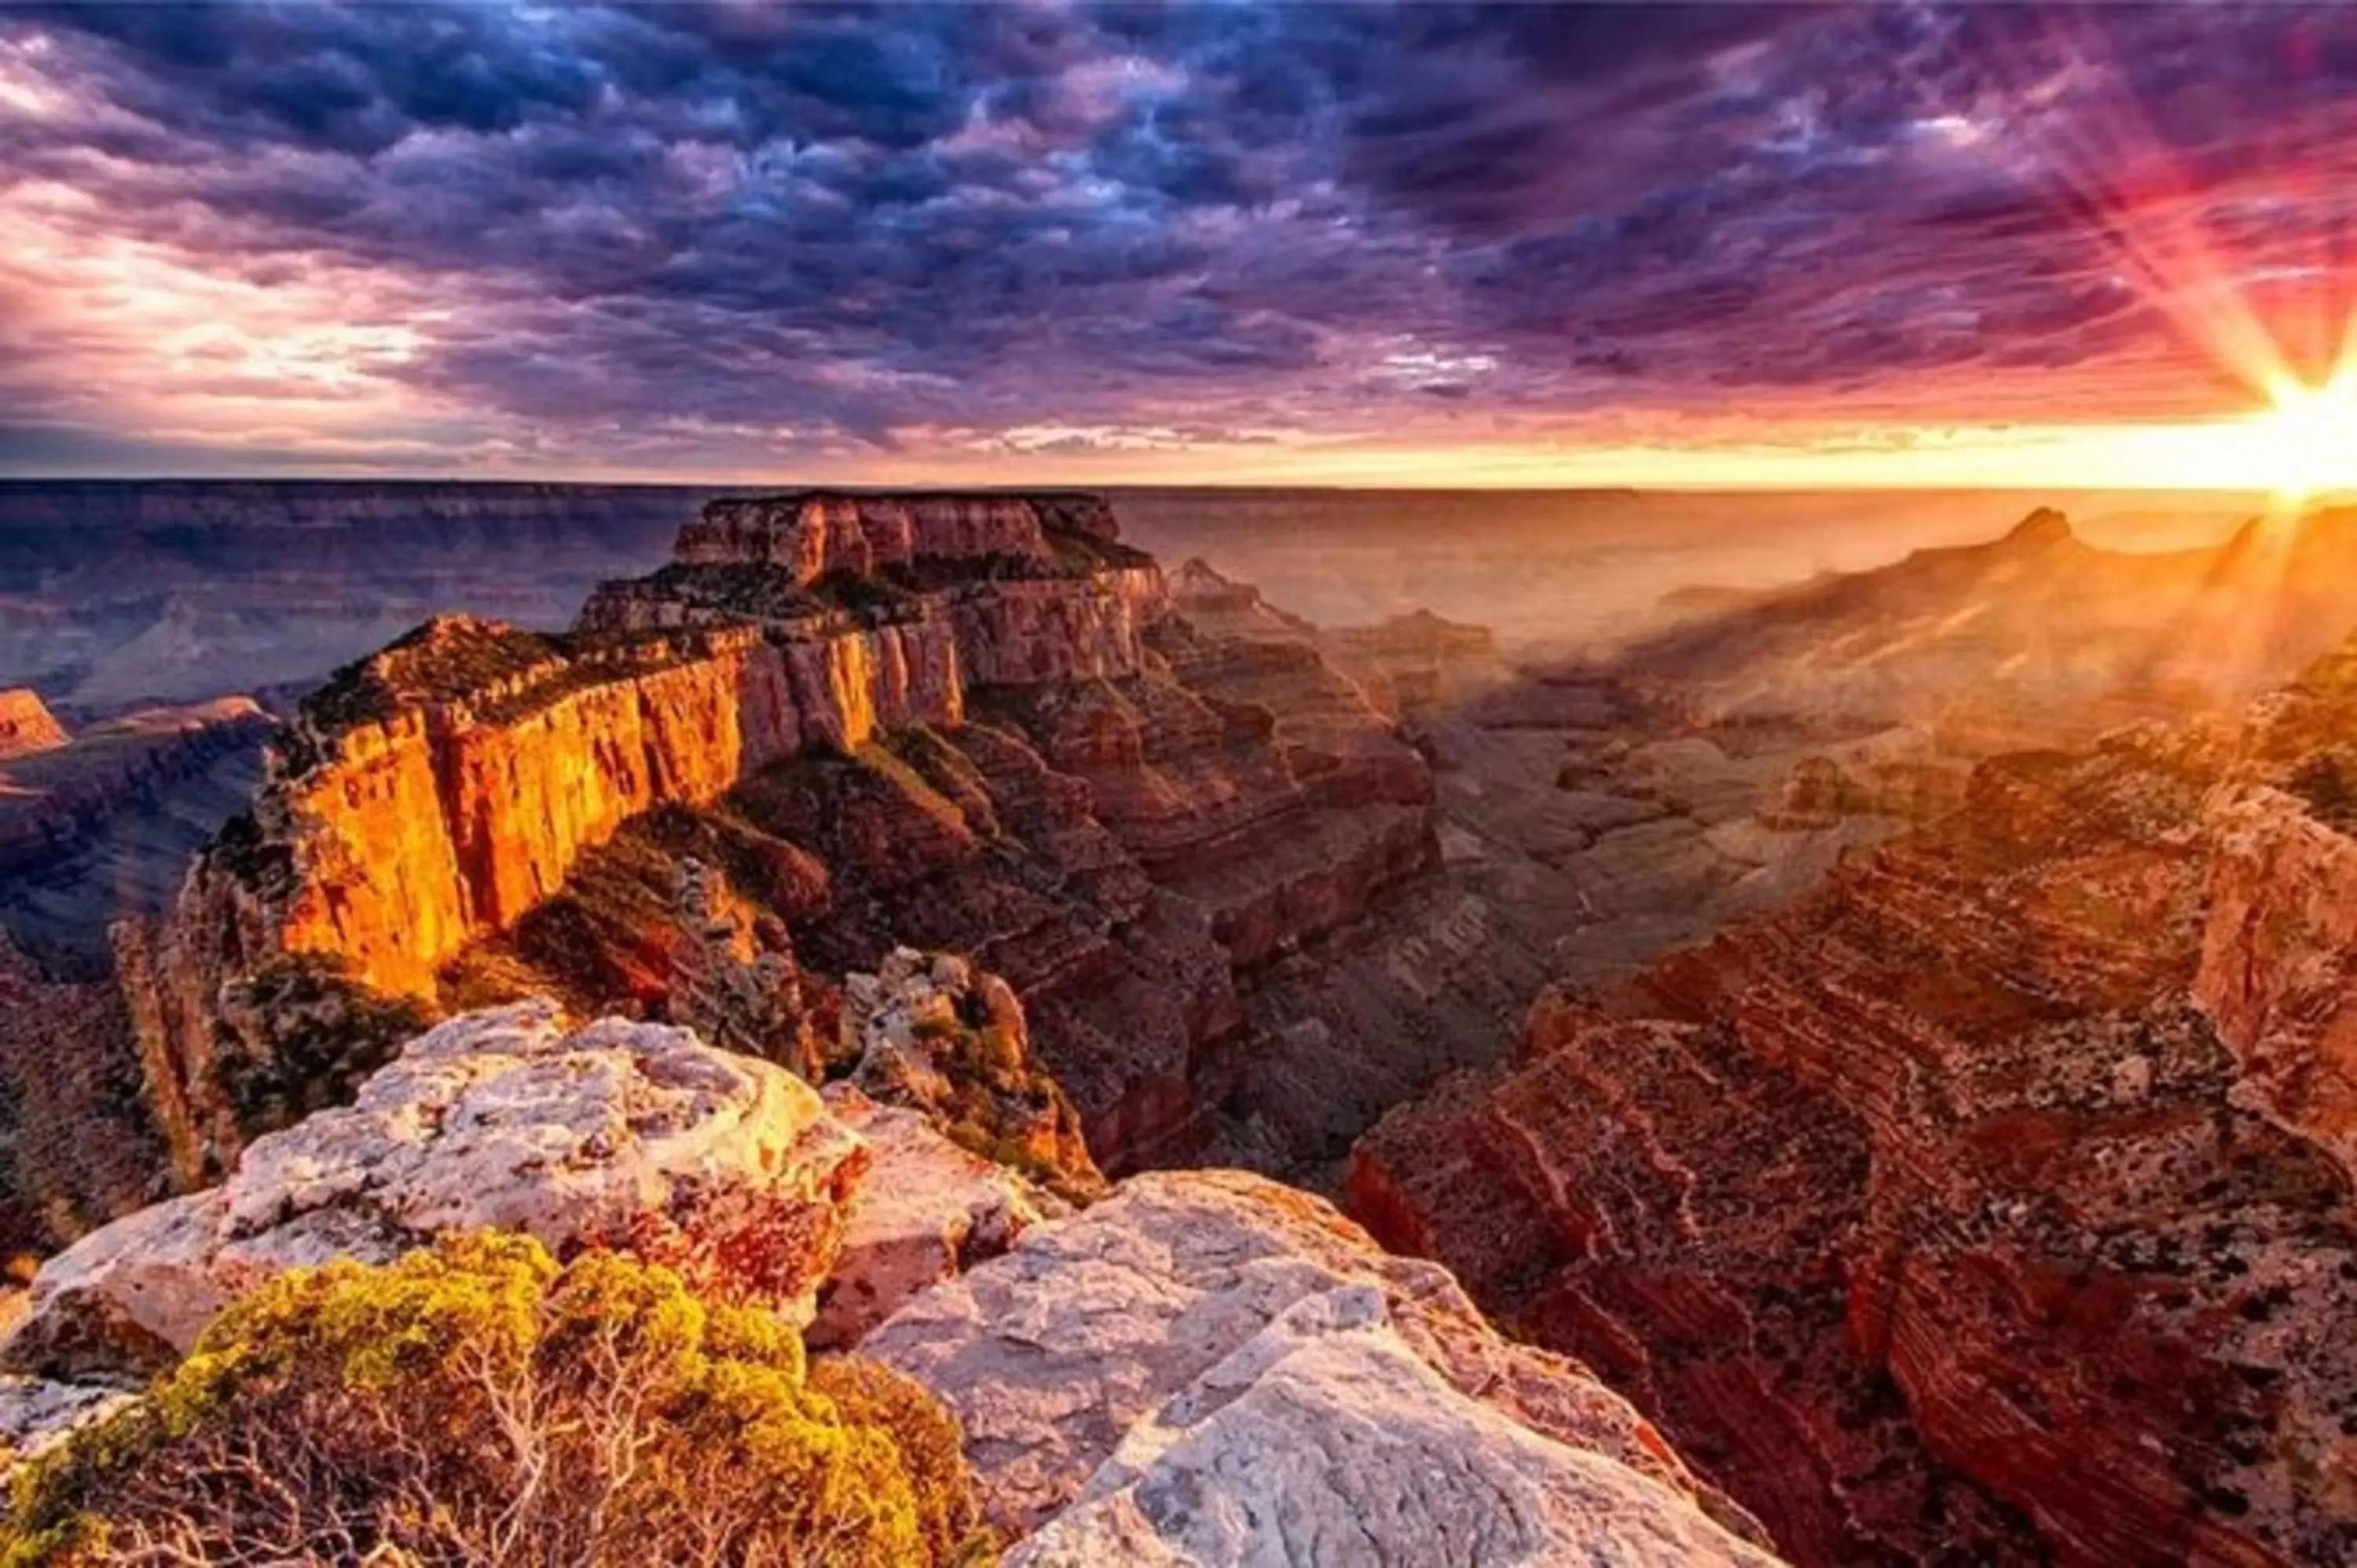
(0, 2), (2349, 475)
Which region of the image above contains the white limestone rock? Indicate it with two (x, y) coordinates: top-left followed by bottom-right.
(0, 1375), (134, 1467)
(1009, 1285), (1780, 1566)
(863, 1169), (1772, 1558)
(5, 999), (866, 1377)
(809, 1083), (1056, 1350)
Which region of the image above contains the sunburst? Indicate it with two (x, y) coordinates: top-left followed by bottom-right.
(2234, 375), (2357, 505)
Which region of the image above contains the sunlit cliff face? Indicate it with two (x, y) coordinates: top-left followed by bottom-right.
(0, 4), (2353, 485)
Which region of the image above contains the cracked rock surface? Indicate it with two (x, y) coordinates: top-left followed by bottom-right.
(863, 1168), (1776, 1562)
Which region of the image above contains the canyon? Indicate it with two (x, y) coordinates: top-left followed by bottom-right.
(0, 481), (2273, 713)
(5, 485), (2357, 1563)
(106, 492), (1450, 1195)
(0, 696), (277, 969)
(1351, 635), (2357, 1566)
(0, 481), (709, 709)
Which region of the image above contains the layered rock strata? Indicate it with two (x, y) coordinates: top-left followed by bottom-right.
(671, 489), (1120, 578)
(1162, 559), (1918, 1177)
(0, 934), (167, 1255)
(1352, 642), (2357, 1566)
(0, 698), (276, 967)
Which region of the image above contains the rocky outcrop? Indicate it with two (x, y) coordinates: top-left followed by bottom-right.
(112, 495), (1205, 1173)
(0, 990), (1782, 1563)
(1351, 648), (2357, 1566)
(134, 495), (1157, 1009)
(265, 616), (962, 1000)
(5, 1000), (865, 1378)
(1008, 1281), (1777, 1567)
(576, 492), (1162, 691)
(2194, 786), (2357, 1176)
(0, 1376), (133, 1462)
(841, 947), (1104, 1201)
(107, 615), (959, 1159)
(666, 856), (820, 1076)
(673, 490), (1116, 581)
(2191, 642), (2357, 1179)
(0, 690), (64, 760)
(864, 1169), (1776, 1562)
(120, 493), (1448, 1186)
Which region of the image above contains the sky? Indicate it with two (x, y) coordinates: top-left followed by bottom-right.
(0, 2), (2352, 487)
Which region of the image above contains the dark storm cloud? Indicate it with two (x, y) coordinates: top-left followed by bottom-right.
(2, 1), (2354, 469)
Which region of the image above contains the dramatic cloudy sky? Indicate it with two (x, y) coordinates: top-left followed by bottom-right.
(1, 2), (2352, 483)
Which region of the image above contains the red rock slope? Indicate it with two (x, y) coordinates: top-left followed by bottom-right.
(1352, 639), (2357, 1566)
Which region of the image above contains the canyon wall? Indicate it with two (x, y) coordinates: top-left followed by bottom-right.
(434, 591), (1441, 1180)
(260, 616), (967, 1001)
(676, 489), (1119, 579)
(0, 699), (277, 970)
(136, 493), (1163, 996)
(1351, 645), (2357, 1566)
(115, 493), (1461, 1186)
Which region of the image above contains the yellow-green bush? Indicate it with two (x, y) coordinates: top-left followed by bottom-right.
(3, 1232), (993, 1566)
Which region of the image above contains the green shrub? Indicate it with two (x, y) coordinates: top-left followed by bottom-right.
(4, 1233), (992, 1566)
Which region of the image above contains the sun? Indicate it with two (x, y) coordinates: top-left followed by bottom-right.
(2227, 376), (2357, 505)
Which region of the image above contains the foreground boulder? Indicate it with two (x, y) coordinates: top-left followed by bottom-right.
(863, 1169), (1776, 1563)
(4, 999), (865, 1377)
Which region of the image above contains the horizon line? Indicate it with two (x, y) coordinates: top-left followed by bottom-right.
(0, 474), (2297, 500)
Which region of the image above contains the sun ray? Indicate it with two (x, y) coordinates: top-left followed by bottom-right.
(1890, 7), (2357, 697)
